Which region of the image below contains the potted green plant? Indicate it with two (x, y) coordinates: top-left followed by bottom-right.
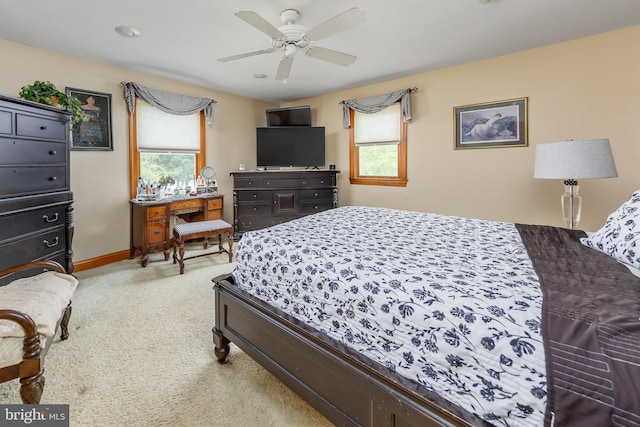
(18, 81), (86, 125)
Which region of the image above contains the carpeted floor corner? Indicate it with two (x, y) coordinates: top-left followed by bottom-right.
(0, 245), (332, 426)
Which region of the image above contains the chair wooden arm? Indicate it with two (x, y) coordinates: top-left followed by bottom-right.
(0, 309), (39, 339)
(0, 260), (66, 279)
(0, 310), (42, 367)
(0, 309), (44, 403)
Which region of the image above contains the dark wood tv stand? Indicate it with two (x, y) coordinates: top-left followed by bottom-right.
(231, 169), (339, 239)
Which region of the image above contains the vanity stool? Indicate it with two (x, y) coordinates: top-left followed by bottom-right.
(172, 220), (234, 274)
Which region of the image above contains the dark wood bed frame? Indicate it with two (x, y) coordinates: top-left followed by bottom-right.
(212, 274), (478, 427)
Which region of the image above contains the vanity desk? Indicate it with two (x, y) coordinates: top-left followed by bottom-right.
(130, 194), (224, 267)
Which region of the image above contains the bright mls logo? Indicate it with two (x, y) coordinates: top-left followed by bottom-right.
(1, 405), (69, 426)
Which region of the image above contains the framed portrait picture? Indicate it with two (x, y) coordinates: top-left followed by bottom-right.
(66, 87), (113, 151)
(454, 97), (527, 149)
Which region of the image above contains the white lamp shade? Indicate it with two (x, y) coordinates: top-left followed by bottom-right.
(534, 139), (618, 179)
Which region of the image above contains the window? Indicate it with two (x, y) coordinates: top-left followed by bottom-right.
(129, 100), (206, 197)
(349, 101), (407, 186)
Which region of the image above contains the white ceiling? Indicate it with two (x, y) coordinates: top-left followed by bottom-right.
(1, 0), (639, 104)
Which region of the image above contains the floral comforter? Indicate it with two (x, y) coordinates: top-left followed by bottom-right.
(232, 206), (547, 426)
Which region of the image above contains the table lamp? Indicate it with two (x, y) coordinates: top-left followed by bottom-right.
(534, 139), (618, 229)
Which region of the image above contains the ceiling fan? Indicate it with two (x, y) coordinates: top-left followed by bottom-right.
(218, 7), (366, 81)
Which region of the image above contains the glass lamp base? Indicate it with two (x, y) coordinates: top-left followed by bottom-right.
(561, 182), (582, 229)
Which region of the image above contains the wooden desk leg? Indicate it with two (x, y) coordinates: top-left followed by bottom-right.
(172, 241), (178, 264)
(178, 241), (186, 274)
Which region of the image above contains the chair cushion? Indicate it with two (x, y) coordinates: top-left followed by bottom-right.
(0, 272), (78, 338)
(174, 220), (232, 236)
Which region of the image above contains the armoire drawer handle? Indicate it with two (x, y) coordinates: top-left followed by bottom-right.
(253, 207), (257, 211)
(153, 230), (160, 235)
(49, 150), (57, 155)
(49, 176), (57, 181)
(40, 126), (47, 131)
(43, 237), (59, 248)
(43, 213), (59, 223)
(253, 194), (257, 198)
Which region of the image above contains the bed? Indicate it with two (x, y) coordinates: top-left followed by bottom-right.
(212, 198), (640, 426)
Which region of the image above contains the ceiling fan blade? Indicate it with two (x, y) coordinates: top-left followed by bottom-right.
(218, 48), (276, 62)
(275, 56), (294, 80)
(305, 7), (366, 41)
(235, 11), (285, 39)
(305, 46), (357, 66)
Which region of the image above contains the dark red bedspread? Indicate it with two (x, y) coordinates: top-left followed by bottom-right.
(516, 224), (640, 427)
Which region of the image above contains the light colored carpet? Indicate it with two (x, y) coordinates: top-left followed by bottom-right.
(0, 245), (332, 427)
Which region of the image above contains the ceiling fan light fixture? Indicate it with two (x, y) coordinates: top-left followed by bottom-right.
(284, 44), (297, 58)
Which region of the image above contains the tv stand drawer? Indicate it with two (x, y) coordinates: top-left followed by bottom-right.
(237, 190), (271, 202)
(238, 203), (272, 217)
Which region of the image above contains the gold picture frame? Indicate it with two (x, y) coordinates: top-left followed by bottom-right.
(454, 97), (528, 149)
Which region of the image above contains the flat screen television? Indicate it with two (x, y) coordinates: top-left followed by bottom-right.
(256, 127), (325, 168)
(266, 105), (311, 127)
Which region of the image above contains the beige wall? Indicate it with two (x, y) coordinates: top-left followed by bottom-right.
(292, 26), (640, 231)
(2, 26), (638, 263)
(0, 38), (274, 262)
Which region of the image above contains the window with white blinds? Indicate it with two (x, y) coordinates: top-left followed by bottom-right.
(354, 102), (400, 146)
(136, 100), (200, 152)
(349, 100), (407, 186)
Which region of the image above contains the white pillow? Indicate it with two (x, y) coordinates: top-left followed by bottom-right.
(581, 190), (640, 270)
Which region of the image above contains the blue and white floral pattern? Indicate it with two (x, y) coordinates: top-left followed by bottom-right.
(233, 206), (546, 426)
(581, 190), (640, 270)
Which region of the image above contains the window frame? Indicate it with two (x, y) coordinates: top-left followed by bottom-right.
(349, 102), (408, 187)
(128, 98), (206, 198)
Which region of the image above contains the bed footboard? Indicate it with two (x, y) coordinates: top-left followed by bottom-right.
(212, 274), (475, 427)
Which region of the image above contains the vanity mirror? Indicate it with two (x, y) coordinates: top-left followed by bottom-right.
(200, 166), (217, 193)
(201, 166), (215, 180)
